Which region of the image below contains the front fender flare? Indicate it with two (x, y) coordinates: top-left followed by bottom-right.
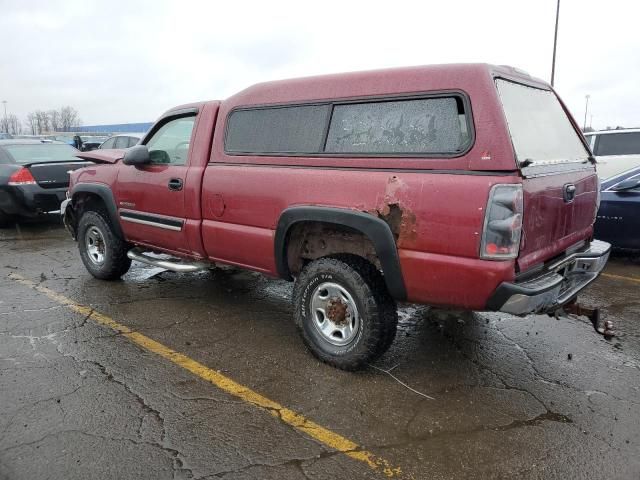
(70, 183), (124, 239)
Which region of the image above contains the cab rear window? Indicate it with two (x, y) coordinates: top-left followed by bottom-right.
(225, 95), (471, 156)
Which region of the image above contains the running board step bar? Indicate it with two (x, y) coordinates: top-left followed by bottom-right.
(127, 248), (210, 273)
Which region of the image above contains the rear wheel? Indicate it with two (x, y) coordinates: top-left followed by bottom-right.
(77, 210), (131, 280)
(293, 255), (398, 371)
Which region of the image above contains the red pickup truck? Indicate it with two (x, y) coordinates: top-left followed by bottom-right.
(62, 64), (610, 370)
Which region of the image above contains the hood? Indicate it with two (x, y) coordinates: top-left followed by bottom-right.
(75, 149), (126, 164)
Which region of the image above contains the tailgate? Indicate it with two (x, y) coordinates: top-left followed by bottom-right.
(518, 170), (598, 271)
(27, 161), (91, 189)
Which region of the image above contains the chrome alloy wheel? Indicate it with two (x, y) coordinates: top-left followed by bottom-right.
(310, 282), (360, 346)
(85, 226), (106, 265)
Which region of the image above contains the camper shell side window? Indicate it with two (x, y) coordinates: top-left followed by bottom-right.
(224, 92), (473, 158)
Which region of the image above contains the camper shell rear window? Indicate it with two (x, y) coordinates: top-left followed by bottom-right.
(496, 79), (589, 166)
(224, 93), (473, 157)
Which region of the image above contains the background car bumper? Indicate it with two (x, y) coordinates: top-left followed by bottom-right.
(0, 184), (67, 217)
(487, 240), (611, 315)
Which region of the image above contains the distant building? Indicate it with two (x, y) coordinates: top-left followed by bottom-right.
(64, 122), (153, 134)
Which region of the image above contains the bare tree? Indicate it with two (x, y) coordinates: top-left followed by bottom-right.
(34, 110), (50, 134)
(26, 112), (38, 135)
(25, 110), (50, 135)
(6, 114), (21, 135)
(0, 112), (15, 134)
(24, 106), (82, 135)
(59, 106), (81, 131)
(48, 109), (61, 132)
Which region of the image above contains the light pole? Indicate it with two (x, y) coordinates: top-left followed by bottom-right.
(550, 0), (560, 86)
(583, 95), (591, 131)
(1, 100), (7, 133)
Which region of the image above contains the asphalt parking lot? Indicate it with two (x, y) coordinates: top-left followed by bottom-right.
(1, 217), (639, 480)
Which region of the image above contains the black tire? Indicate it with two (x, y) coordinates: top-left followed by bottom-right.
(293, 255), (398, 371)
(0, 210), (15, 228)
(77, 209), (131, 280)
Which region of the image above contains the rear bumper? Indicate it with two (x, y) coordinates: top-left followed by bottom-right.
(0, 185), (67, 217)
(487, 240), (611, 315)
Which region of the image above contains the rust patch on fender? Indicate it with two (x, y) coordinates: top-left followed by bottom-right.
(369, 176), (418, 247)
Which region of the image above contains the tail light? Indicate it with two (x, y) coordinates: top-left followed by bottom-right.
(8, 168), (36, 186)
(480, 184), (523, 260)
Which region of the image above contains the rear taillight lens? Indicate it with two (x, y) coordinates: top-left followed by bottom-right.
(480, 184), (523, 260)
(8, 168), (36, 186)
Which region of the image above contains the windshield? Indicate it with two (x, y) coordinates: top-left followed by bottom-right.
(3, 143), (80, 164)
(594, 132), (640, 156)
(496, 79), (589, 165)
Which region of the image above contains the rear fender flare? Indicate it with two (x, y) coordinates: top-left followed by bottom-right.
(275, 206), (407, 300)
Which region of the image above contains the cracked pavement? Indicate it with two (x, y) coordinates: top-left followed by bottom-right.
(1, 217), (639, 479)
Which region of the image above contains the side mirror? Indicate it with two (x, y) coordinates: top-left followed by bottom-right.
(611, 178), (640, 192)
(123, 145), (151, 165)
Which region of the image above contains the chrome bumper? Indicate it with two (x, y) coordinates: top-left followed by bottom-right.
(488, 240), (611, 315)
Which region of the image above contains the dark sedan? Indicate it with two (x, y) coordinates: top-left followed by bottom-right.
(0, 140), (90, 227)
(595, 166), (640, 250)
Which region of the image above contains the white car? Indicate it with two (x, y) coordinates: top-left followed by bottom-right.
(99, 133), (144, 150)
(585, 128), (640, 179)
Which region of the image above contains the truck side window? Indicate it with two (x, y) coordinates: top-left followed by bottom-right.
(326, 98), (465, 154)
(145, 116), (196, 165)
(226, 105), (330, 154)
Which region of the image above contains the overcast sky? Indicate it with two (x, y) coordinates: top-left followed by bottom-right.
(0, 0), (638, 130)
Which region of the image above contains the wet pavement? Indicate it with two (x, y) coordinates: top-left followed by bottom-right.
(1, 217), (639, 479)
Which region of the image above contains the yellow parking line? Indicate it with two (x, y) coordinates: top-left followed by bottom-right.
(8, 273), (409, 479)
(601, 272), (640, 284)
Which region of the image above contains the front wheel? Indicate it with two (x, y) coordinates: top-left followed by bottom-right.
(293, 256), (398, 371)
(77, 210), (131, 280)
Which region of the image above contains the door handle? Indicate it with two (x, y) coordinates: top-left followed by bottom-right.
(168, 178), (183, 191)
